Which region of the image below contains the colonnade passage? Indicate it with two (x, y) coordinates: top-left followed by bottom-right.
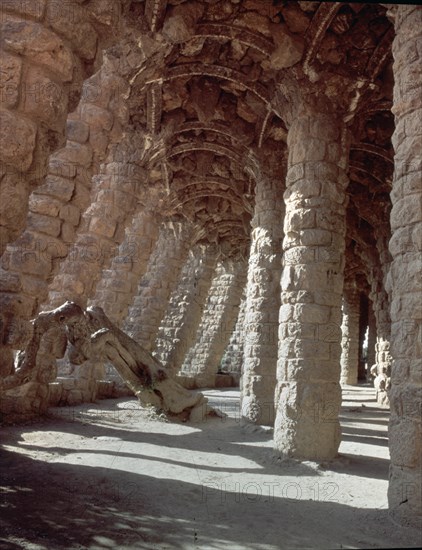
(0, 1), (420, 529)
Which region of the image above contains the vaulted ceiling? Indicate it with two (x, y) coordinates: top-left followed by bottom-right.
(121, 1), (394, 265)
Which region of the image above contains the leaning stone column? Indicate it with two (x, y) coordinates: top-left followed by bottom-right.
(340, 282), (360, 386)
(220, 293), (247, 382)
(241, 176), (284, 426)
(154, 244), (218, 373)
(89, 209), (161, 325)
(181, 260), (247, 388)
(45, 133), (147, 310)
(372, 223), (394, 404)
(82, 209), (161, 400)
(274, 110), (350, 460)
(387, 4), (422, 527)
(124, 221), (194, 351)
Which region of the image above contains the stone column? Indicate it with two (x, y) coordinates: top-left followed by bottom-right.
(358, 293), (368, 381)
(340, 282), (360, 386)
(274, 110), (350, 460)
(90, 209), (160, 324)
(387, 4), (422, 527)
(372, 285), (392, 406)
(75, 209), (161, 400)
(372, 223), (394, 404)
(220, 293), (247, 383)
(367, 300), (376, 375)
(241, 176), (284, 426)
(45, 134), (146, 310)
(154, 244), (218, 373)
(181, 260), (247, 388)
(35, 134), (149, 406)
(124, 221), (194, 351)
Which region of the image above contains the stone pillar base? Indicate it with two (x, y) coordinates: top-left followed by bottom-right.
(274, 381), (342, 461)
(388, 464), (422, 528)
(0, 381), (49, 424)
(241, 393), (275, 426)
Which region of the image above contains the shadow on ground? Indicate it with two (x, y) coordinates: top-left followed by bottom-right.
(0, 389), (421, 550)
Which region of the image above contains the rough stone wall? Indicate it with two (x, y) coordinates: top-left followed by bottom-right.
(340, 282), (360, 386)
(0, 2), (419, 529)
(181, 260), (247, 388)
(274, 110), (350, 460)
(387, 4), (422, 527)
(0, 0), (123, 253)
(6, 130), (153, 408)
(241, 175), (284, 426)
(154, 244), (218, 373)
(57, 211), (166, 405)
(124, 221), (195, 351)
(0, 33), (141, 390)
(0, 316), (69, 421)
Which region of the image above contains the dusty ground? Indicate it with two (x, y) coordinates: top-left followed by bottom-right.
(1, 385), (421, 550)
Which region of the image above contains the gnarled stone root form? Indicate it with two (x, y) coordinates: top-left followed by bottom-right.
(0, 302), (218, 422)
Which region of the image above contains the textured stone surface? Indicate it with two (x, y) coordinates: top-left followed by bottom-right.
(0, 0), (419, 528)
(90, 210), (160, 325)
(220, 293), (247, 380)
(45, 132), (148, 311)
(241, 175), (284, 426)
(0, 110), (36, 170)
(0, 59), (130, 320)
(274, 111), (350, 460)
(181, 260), (247, 388)
(154, 244), (218, 374)
(372, 287), (392, 406)
(340, 283), (360, 386)
(367, 301), (376, 376)
(124, 222), (195, 352)
(387, 5), (422, 528)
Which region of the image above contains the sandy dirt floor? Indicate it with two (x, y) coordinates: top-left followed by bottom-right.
(1, 385), (421, 550)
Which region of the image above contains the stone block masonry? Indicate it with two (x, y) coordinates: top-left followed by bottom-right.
(154, 244), (218, 374)
(0, 0), (123, 252)
(340, 281), (360, 386)
(0, 1), (419, 529)
(0, 63), (129, 322)
(57, 209), (161, 401)
(241, 175), (284, 426)
(90, 210), (161, 325)
(274, 110), (350, 460)
(220, 293), (247, 381)
(181, 260), (247, 388)
(387, 4), (422, 528)
(124, 221), (195, 352)
(45, 132), (147, 311)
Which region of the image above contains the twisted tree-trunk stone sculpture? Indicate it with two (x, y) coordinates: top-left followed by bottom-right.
(0, 302), (217, 422)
